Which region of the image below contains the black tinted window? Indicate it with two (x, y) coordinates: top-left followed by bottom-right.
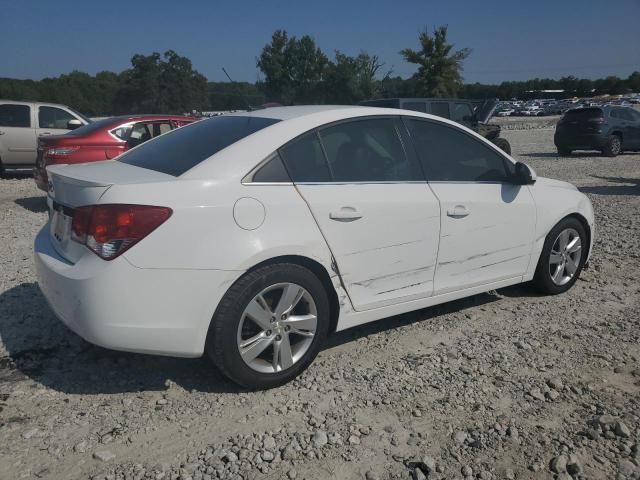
(119, 116), (280, 176)
(251, 154), (291, 182)
(0, 104), (30, 127)
(430, 102), (450, 118)
(406, 119), (509, 182)
(279, 132), (331, 182)
(403, 102), (427, 113)
(319, 118), (420, 182)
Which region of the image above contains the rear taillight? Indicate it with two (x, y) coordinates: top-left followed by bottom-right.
(71, 204), (172, 260)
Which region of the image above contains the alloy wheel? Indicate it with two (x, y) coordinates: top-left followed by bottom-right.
(548, 228), (582, 286)
(237, 283), (317, 373)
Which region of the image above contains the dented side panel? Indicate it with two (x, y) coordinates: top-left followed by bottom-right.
(429, 182), (536, 294)
(296, 183), (441, 311)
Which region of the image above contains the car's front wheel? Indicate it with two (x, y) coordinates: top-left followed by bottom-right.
(533, 217), (587, 294)
(206, 263), (330, 389)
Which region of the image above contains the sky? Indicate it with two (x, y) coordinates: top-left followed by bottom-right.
(1, 0), (639, 84)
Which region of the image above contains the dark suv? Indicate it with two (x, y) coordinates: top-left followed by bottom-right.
(554, 106), (640, 157)
(359, 98), (511, 154)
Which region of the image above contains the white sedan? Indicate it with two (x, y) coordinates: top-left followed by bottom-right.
(35, 106), (594, 389)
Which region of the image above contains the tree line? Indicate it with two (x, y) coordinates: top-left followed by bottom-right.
(1, 27), (638, 116)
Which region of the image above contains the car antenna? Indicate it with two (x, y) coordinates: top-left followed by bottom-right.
(222, 67), (255, 112)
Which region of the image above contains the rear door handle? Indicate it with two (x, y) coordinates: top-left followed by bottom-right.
(0, 131), (5, 135)
(447, 205), (470, 218)
(329, 207), (363, 221)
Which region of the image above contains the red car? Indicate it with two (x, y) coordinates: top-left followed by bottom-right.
(34, 114), (198, 191)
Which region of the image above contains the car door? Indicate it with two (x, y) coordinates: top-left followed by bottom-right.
(37, 106), (79, 138)
(404, 117), (536, 295)
(0, 102), (36, 166)
(280, 117), (441, 311)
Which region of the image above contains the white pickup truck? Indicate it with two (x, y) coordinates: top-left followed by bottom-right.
(0, 100), (90, 175)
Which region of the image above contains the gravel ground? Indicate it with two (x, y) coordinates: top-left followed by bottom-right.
(1, 125), (639, 480)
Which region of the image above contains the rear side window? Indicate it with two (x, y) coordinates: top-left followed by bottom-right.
(119, 116), (280, 176)
(406, 118), (509, 182)
(430, 102), (450, 119)
(0, 104), (31, 127)
(251, 154), (291, 183)
(279, 132), (331, 182)
(319, 118), (421, 182)
(452, 103), (474, 122)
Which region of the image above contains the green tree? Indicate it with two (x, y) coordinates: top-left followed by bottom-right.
(257, 30), (328, 104)
(323, 52), (385, 103)
(400, 25), (470, 97)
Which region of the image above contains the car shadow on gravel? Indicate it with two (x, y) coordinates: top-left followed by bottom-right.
(326, 291), (501, 349)
(579, 175), (639, 196)
(0, 282), (242, 395)
(14, 196), (47, 213)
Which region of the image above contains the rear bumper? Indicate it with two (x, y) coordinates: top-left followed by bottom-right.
(34, 226), (240, 357)
(554, 131), (607, 150)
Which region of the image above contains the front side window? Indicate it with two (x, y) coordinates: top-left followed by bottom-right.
(430, 102), (450, 119)
(405, 118), (510, 182)
(38, 106), (76, 129)
(319, 118), (421, 182)
(119, 115), (280, 176)
(0, 104), (31, 127)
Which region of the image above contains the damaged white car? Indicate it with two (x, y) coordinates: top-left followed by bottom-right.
(35, 106), (594, 389)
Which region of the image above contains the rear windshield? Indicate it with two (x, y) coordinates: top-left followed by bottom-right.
(118, 115), (280, 176)
(563, 108), (603, 121)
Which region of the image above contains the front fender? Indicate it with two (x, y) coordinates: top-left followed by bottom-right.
(524, 179), (595, 280)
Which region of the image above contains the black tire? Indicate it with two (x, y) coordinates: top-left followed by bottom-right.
(557, 147), (572, 157)
(206, 263), (330, 389)
(492, 137), (511, 155)
(533, 217), (587, 295)
(603, 134), (622, 157)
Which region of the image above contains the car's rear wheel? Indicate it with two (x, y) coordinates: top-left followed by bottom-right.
(603, 134), (622, 157)
(533, 217), (587, 294)
(557, 147), (572, 157)
(206, 263), (330, 389)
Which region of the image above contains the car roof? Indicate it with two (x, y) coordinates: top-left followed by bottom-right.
(183, 105), (508, 180)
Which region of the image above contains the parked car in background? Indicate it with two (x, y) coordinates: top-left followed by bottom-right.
(0, 100), (91, 175)
(359, 97), (511, 153)
(34, 114), (197, 190)
(35, 106), (594, 389)
(554, 106), (640, 157)
(496, 108), (515, 117)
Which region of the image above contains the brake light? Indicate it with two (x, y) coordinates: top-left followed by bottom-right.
(71, 204), (172, 260)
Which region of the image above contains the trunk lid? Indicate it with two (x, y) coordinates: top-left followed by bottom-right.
(46, 161), (174, 263)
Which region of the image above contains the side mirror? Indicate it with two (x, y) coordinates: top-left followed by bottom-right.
(513, 161), (536, 185)
(67, 119), (82, 130)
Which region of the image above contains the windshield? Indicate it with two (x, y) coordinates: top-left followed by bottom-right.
(62, 117), (116, 136)
(68, 108), (92, 124)
(118, 115), (281, 176)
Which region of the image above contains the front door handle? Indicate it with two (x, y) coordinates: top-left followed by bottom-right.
(329, 206), (363, 221)
(39, 132), (51, 136)
(0, 131), (5, 135)
(447, 205), (470, 218)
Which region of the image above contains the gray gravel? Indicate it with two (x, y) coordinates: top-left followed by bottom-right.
(1, 125), (639, 479)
